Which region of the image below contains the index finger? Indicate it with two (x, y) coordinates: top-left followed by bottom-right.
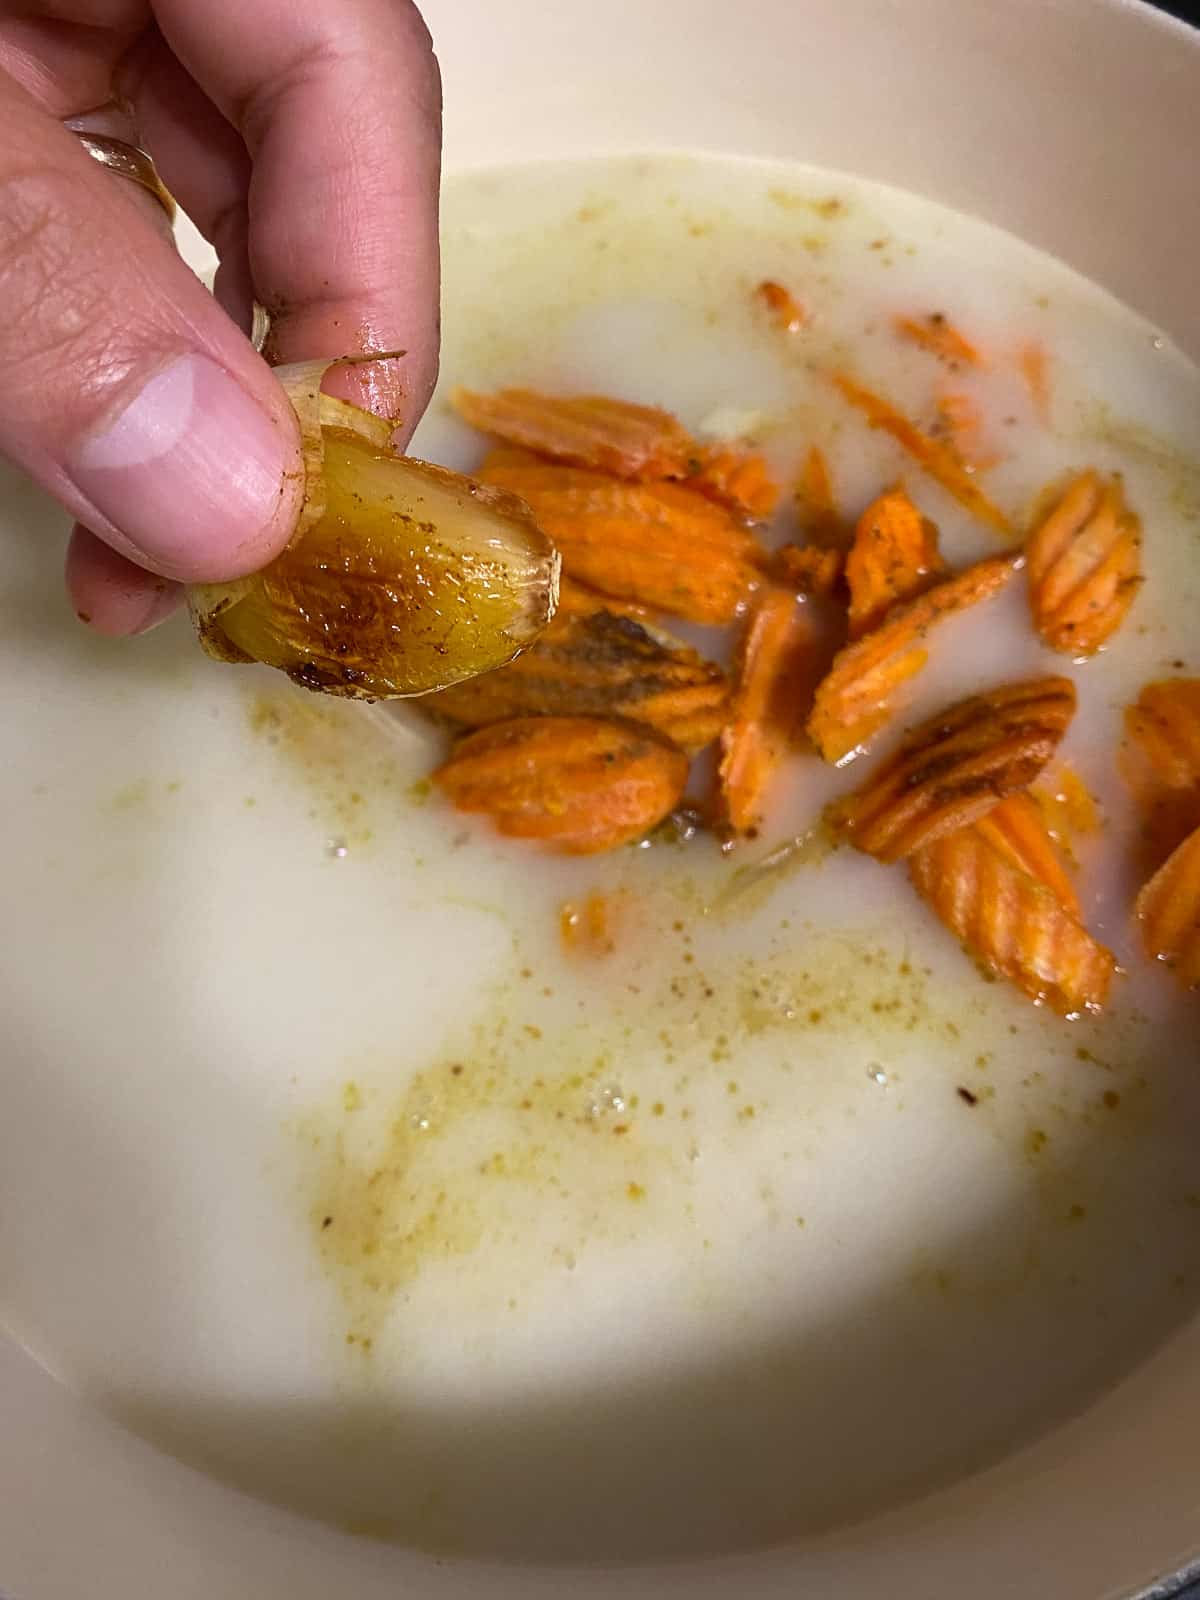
(147, 0), (442, 432)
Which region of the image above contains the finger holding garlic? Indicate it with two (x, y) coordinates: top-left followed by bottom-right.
(188, 362), (561, 698)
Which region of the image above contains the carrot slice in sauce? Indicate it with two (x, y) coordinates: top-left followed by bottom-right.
(893, 313), (984, 368)
(910, 823), (1115, 1015)
(974, 792), (1081, 919)
(688, 444), (780, 520)
(1026, 469), (1142, 655)
(718, 587), (819, 836)
(453, 387), (694, 480)
(478, 449), (764, 625)
(1120, 678), (1200, 872)
(423, 609), (730, 755)
(844, 487), (945, 639)
(833, 373), (1012, 535)
(834, 677), (1076, 863)
(1136, 824), (1200, 988)
(435, 715), (688, 855)
(807, 553), (1020, 764)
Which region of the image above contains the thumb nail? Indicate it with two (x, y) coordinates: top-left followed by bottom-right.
(67, 353), (301, 582)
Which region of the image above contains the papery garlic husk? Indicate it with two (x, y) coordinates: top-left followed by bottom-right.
(188, 362), (560, 699)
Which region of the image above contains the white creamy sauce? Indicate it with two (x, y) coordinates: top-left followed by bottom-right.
(1, 155), (1199, 1563)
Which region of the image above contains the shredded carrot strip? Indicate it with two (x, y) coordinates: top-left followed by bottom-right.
(453, 387), (693, 480)
(893, 313), (984, 368)
(1017, 342), (1052, 427)
(806, 553), (1020, 763)
(934, 391), (1002, 472)
(718, 587), (818, 836)
(757, 279), (808, 333)
(832, 373), (1012, 535)
(844, 487), (945, 639)
(794, 444), (844, 547)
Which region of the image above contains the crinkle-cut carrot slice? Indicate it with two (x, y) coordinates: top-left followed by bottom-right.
(833, 373), (1012, 535)
(909, 824), (1115, 1015)
(453, 387), (694, 480)
(845, 487), (946, 639)
(434, 715), (688, 855)
(793, 444), (844, 548)
(757, 279), (808, 333)
(774, 543), (844, 599)
(1017, 341), (1052, 426)
(1026, 470), (1142, 655)
(806, 553), (1020, 764)
(1135, 824), (1200, 988)
(834, 676), (1076, 863)
(718, 587), (819, 836)
(422, 609), (730, 754)
(477, 448), (764, 625)
(1120, 678), (1200, 870)
(688, 444), (780, 519)
(893, 313), (984, 368)
(973, 792), (1081, 918)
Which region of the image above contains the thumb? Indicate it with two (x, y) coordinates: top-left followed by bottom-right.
(0, 79), (302, 584)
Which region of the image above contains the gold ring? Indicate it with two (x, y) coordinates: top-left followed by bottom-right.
(71, 131), (177, 224)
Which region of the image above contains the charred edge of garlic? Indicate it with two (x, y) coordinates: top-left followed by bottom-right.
(188, 353), (404, 638)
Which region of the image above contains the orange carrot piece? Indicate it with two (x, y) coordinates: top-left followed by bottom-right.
(806, 553), (1020, 764)
(1017, 342), (1052, 427)
(1120, 678), (1200, 871)
(910, 824), (1115, 1015)
(844, 487), (945, 639)
(833, 373), (1012, 535)
(434, 715), (688, 855)
(718, 587), (818, 836)
(934, 391), (1002, 472)
(1033, 765), (1102, 866)
(757, 279), (808, 333)
(973, 792), (1081, 919)
(478, 449), (764, 625)
(689, 444), (781, 519)
(555, 575), (654, 623)
(453, 387), (693, 480)
(834, 677), (1076, 864)
(1135, 824), (1200, 988)
(794, 444), (844, 547)
(560, 892), (617, 956)
(893, 313), (984, 368)
(1026, 470), (1142, 655)
(774, 543), (844, 599)
(423, 609), (730, 755)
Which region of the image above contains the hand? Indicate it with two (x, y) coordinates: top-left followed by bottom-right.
(0, 0), (442, 633)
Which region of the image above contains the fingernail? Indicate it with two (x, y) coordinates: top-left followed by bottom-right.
(68, 353), (301, 582)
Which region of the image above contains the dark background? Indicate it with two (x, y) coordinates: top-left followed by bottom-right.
(1159, 0), (1200, 20)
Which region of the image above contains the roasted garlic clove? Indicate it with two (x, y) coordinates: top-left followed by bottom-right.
(188, 365), (560, 699)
